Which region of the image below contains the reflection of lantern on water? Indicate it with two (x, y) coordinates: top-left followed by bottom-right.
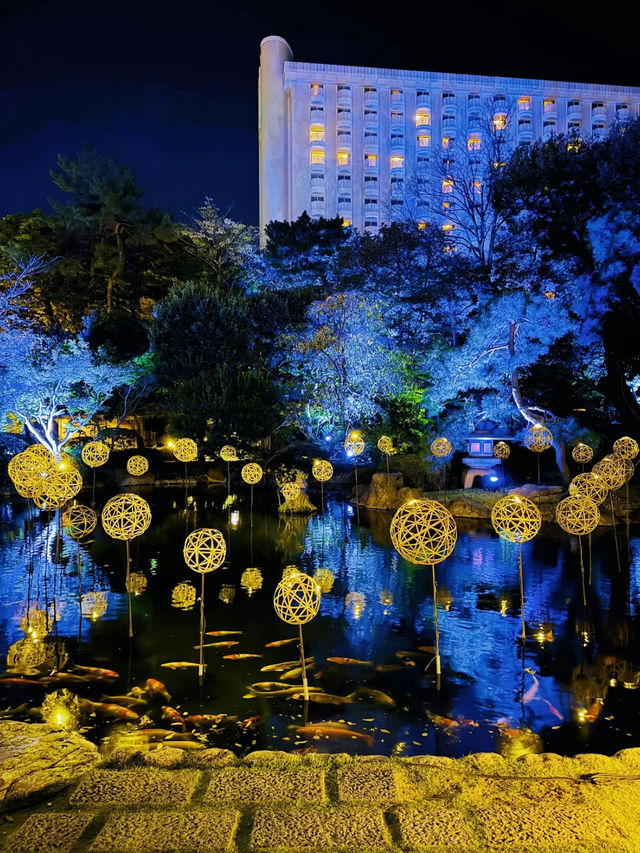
(499, 598), (509, 617)
(171, 582), (197, 610)
(230, 510), (240, 528)
(219, 584), (236, 604)
(534, 623), (554, 646)
(241, 567), (263, 595)
(379, 590), (393, 613)
(345, 591), (366, 619)
(283, 565), (301, 580)
(41, 689), (80, 730)
(436, 587), (453, 610)
(314, 568), (334, 593)
(81, 591), (108, 621)
(6, 638), (67, 675)
(555, 495), (599, 604)
(575, 619), (594, 648)
(496, 726), (543, 759)
(126, 572), (148, 596)
(19, 608), (49, 640)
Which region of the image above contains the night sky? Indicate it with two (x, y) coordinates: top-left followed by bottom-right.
(2, 0), (638, 226)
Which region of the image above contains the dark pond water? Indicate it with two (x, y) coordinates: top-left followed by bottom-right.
(1, 486), (639, 759)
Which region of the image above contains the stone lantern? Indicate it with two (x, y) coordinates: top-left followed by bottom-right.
(462, 422), (512, 489)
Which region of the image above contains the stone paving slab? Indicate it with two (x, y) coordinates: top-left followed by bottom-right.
(205, 766), (325, 805)
(393, 804), (477, 851)
(337, 764), (400, 804)
(90, 810), (240, 852)
(70, 769), (200, 807)
(250, 807), (391, 851)
(5, 812), (96, 853)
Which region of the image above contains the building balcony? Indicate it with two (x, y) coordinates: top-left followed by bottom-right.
(592, 105), (606, 119)
(518, 125), (534, 142)
(310, 200), (325, 214)
(390, 116), (404, 132)
(364, 202), (379, 213)
(543, 100), (557, 116)
(310, 91), (324, 107)
(468, 117), (482, 132)
(442, 116), (457, 130)
(616, 106), (630, 121)
(337, 131), (352, 146)
(416, 92), (431, 108)
(337, 87), (351, 107)
(567, 103), (582, 120)
(542, 124), (556, 140)
(337, 116), (352, 131)
(310, 175), (324, 190)
(493, 97), (507, 112)
(442, 94), (456, 107)
(364, 90), (378, 108)
(310, 107), (324, 122)
(390, 92), (404, 109)
(337, 201), (352, 215)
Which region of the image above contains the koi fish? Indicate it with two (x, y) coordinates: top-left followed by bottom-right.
(205, 630), (243, 636)
(161, 662), (201, 670)
(184, 714), (228, 729)
(354, 687), (395, 707)
(145, 679), (171, 701)
(79, 700), (139, 721)
(135, 729), (195, 742)
(261, 657), (314, 672)
(161, 706), (184, 726)
(238, 715), (261, 730)
(0, 678), (44, 688)
(251, 682), (286, 691)
(73, 665), (118, 679)
(522, 671), (539, 704)
(243, 685), (322, 699)
(101, 695), (147, 709)
(295, 723), (373, 748)
(395, 650), (428, 659)
(583, 699), (602, 723)
(147, 740), (205, 751)
(417, 646), (435, 653)
(265, 638), (298, 648)
(375, 664), (403, 673)
(292, 692), (356, 705)
(195, 641), (239, 649)
(280, 664), (315, 681)
(223, 654), (262, 660)
(326, 657), (373, 666)
(427, 712), (459, 728)
(43, 673), (93, 684)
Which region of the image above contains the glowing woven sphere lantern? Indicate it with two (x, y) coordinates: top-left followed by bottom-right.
(378, 435), (393, 454)
(273, 572), (321, 700)
(572, 443), (593, 465)
(62, 504), (97, 540)
(312, 459), (333, 482)
(35, 468), (83, 510)
(593, 455), (626, 491)
(102, 493), (152, 637)
(569, 473), (608, 506)
(613, 436), (639, 460)
(173, 438), (197, 463)
(615, 455), (635, 483)
(81, 440), (109, 468)
(491, 494), (542, 641)
(344, 431), (365, 457)
(242, 463), (263, 485)
(494, 441), (511, 460)
(126, 455), (149, 477)
(524, 424), (553, 453)
(283, 565), (301, 580)
(23, 444), (56, 468)
(556, 496), (599, 605)
(390, 499), (457, 678)
(102, 493), (151, 541)
(220, 445), (237, 462)
(280, 481), (301, 510)
(431, 437), (452, 458)
(183, 527), (227, 676)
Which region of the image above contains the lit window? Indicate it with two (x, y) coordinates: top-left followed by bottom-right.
(416, 110), (431, 126)
(518, 96), (531, 110)
(310, 150), (325, 165)
(390, 155), (404, 169)
(543, 99), (555, 112)
(417, 221), (426, 230)
(442, 136), (450, 149)
(337, 151), (351, 167)
(493, 113), (507, 131)
(417, 134), (430, 147)
(442, 222), (455, 231)
(309, 124), (324, 142)
(365, 154), (377, 167)
(467, 134), (481, 151)
(472, 180), (482, 194)
(442, 179), (453, 193)
(442, 201), (450, 209)
(310, 83), (323, 97)
(391, 89), (403, 97)
(342, 219), (352, 226)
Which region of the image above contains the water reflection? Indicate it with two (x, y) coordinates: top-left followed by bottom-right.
(0, 491), (638, 758)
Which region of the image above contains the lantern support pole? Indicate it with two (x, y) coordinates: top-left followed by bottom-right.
(126, 539), (133, 638)
(578, 535), (587, 606)
(610, 492), (621, 572)
(431, 563), (441, 686)
(519, 544), (526, 642)
(199, 573), (205, 678)
(298, 623), (309, 701)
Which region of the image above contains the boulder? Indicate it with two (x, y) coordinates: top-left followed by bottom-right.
(448, 496), (491, 519)
(359, 472), (403, 510)
(508, 483), (563, 501)
(397, 487), (423, 505)
(0, 721), (99, 812)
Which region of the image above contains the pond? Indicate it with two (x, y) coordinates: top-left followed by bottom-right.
(1, 486), (639, 759)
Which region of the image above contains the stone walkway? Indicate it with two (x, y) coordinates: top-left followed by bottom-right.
(2, 748), (640, 851)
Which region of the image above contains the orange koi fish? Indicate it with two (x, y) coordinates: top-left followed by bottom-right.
(223, 654), (262, 660)
(326, 657), (373, 666)
(295, 723), (373, 747)
(205, 630), (243, 636)
(161, 705), (184, 726)
(73, 665), (118, 679)
(145, 678), (171, 701)
(79, 700), (139, 721)
(265, 638), (298, 648)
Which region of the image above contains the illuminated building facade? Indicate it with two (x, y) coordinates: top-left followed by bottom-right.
(258, 35), (640, 243)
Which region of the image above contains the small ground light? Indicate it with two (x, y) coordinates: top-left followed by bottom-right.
(490, 476), (499, 482)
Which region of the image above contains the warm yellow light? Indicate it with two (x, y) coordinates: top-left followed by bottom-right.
(417, 222), (426, 230)
(230, 510), (240, 527)
(442, 137), (450, 149)
(544, 290), (556, 299)
(342, 219), (352, 227)
(518, 96), (531, 110)
(167, 441), (175, 449)
(442, 179), (453, 193)
(417, 134), (430, 147)
(310, 149), (325, 165)
(309, 124), (324, 142)
(415, 110), (430, 126)
(493, 114), (506, 131)
(390, 155), (404, 169)
(467, 135), (481, 151)
(442, 223), (454, 232)
(366, 154), (377, 166)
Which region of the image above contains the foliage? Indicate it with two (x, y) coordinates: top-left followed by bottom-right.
(84, 308), (150, 362)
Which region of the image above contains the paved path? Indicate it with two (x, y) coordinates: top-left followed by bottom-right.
(2, 748), (640, 851)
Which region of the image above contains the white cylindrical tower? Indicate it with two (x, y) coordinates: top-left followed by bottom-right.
(259, 35), (293, 247)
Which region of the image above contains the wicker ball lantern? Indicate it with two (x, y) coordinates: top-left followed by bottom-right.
(281, 481), (301, 505)
(183, 528), (226, 574)
(126, 455), (149, 477)
(572, 443), (593, 465)
(377, 435), (394, 454)
(556, 496), (600, 536)
(35, 468), (83, 510)
(102, 493), (151, 541)
(62, 504), (97, 540)
(615, 455), (635, 483)
(524, 424), (553, 453)
(273, 572), (321, 700)
(220, 445), (237, 462)
(173, 438), (197, 463)
(431, 437), (453, 458)
(569, 473), (608, 506)
(241, 463), (263, 485)
(344, 431), (365, 457)
(592, 455), (626, 491)
(81, 440), (110, 468)
(613, 436), (639, 460)
(390, 499), (457, 678)
(493, 441), (511, 460)
(312, 459), (333, 482)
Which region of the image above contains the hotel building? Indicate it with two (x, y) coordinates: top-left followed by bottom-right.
(258, 35), (640, 244)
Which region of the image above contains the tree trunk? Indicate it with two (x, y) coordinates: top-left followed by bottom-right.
(106, 224), (126, 314)
(554, 440), (571, 486)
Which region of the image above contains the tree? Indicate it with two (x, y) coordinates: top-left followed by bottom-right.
(264, 212), (349, 288)
(0, 331), (136, 457)
(50, 144), (175, 314)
